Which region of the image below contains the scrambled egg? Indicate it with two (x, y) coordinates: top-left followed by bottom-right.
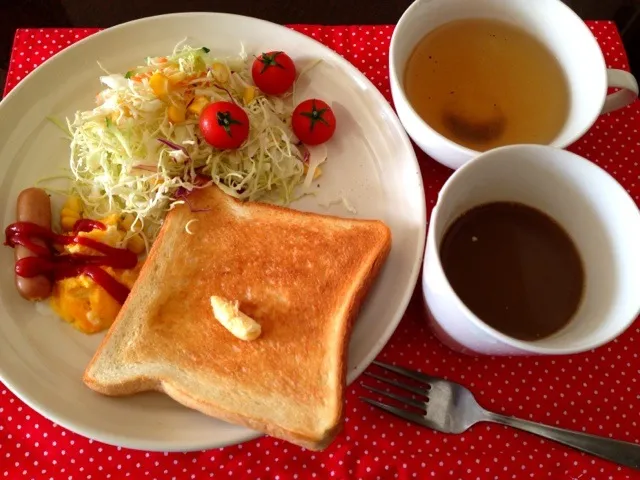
(50, 214), (142, 334)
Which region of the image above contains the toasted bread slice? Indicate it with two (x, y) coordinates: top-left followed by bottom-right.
(83, 185), (391, 450)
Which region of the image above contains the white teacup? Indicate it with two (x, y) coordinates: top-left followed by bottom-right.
(389, 0), (640, 170)
(422, 145), (640, 356)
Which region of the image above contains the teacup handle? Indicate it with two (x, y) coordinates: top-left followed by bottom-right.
(602, 69), (639, 114)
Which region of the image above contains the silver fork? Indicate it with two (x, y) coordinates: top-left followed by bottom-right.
(361, 361), (640, 470)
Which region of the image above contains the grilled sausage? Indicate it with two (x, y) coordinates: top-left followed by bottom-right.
(14, 188), (52, 300)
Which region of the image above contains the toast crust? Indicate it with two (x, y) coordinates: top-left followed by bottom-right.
(83, 186), (391, 450)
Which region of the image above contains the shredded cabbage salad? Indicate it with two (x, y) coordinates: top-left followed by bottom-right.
(60, 42), (325, 246)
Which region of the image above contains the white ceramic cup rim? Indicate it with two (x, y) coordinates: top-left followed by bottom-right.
(429, 144), (640, 355)
(389, 0), (608, 159)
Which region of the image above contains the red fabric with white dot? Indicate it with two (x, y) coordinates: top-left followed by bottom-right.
(1, 23), (640, 480)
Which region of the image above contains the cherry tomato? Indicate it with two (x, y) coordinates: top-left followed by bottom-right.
(291, 99), (336, 146)
(251, 51), (296, 96)
(199, 101), (250, 149)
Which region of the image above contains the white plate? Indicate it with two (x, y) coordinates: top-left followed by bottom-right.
(0, 13), (426, 451)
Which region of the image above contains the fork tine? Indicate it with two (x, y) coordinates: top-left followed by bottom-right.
(363, 372), (427, 396)
(360, 397), (428, 427)
(361, 383), (426, 410)
(373, 361), (437, 385)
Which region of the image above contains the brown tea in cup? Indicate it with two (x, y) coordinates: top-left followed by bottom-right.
(404, 18), (570, 151)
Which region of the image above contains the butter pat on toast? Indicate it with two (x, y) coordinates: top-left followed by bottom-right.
(83, 186), (392, 450)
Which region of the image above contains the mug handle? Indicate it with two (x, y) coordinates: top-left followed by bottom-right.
(601, 69), (639, 114)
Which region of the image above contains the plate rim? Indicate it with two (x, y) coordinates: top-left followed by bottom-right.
(0, 12), (427, 452)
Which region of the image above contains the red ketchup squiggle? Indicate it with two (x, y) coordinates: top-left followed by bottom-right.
(4, 220), (137, 304)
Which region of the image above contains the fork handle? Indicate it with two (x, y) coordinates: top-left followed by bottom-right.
(485, 412), (640, 470)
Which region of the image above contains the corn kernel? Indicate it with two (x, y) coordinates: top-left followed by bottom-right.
(187, 96), (209, 116)
(61, 216), (78, 231)
(121, 215), (142, 233)
(167, 71), (187, 85)
(120, 213), (135, 231)
(149, 72), (170, 97)
(168, 104), (186, 123)
(101, 213), (120, 227)
(127, 234), (145, 254)
(63, 196), (83, 213)
(302, 165), (323, 180)
(60, 207), (81, 220)
(211, 63), (229, 83)
(243, 86), (256, 105)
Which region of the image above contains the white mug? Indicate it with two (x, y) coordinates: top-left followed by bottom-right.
(389, 0), (640, 170)
(422, 145), (640, 356)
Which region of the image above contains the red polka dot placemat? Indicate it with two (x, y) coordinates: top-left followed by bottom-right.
(2, 22), (639, 480)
